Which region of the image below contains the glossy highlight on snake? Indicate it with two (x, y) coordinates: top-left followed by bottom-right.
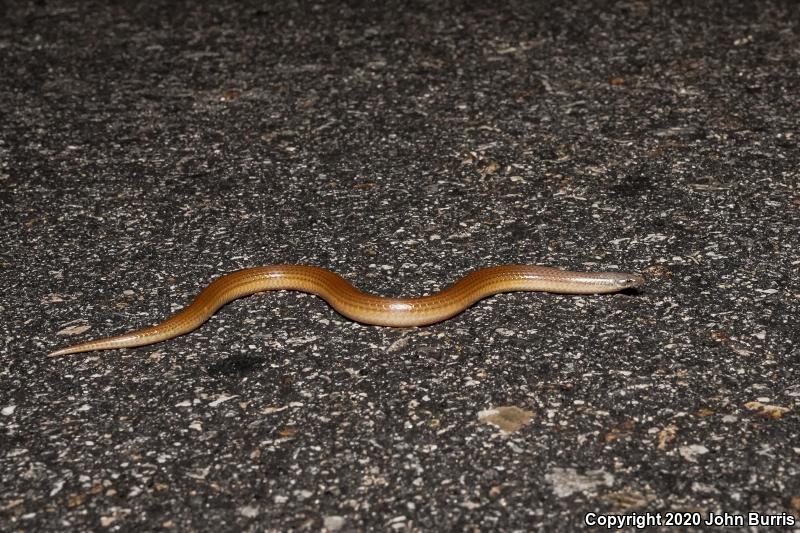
(49, 264), (644, 357)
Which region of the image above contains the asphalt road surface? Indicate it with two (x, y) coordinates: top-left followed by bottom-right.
(2, 1), (798, 531)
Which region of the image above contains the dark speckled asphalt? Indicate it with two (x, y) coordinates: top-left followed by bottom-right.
(1, 1), (799, 531)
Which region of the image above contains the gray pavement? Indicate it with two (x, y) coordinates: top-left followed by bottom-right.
(1, 1), (799, 531)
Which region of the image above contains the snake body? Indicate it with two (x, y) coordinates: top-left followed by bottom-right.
(49, 264), (644, 357)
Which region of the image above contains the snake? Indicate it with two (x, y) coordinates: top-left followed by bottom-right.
(48, 264), (644, 357)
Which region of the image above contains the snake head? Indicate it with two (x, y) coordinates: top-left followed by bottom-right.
(616, 274), (645, 289)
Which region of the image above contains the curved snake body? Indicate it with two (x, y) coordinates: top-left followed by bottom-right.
(49, 264), (644, 357)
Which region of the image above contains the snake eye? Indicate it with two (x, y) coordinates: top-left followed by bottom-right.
(623, 275), (644, 288)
